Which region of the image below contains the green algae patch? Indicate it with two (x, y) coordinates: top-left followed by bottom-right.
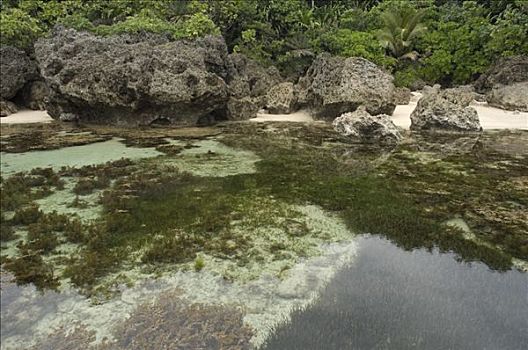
(1, 123), (526, 296)
(160, 139), (261, 177)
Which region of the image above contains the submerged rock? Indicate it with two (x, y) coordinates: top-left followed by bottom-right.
(474, 55), (528, 93)
(266, 82), (297, 114)
(486, 82), (528, 112)
(411, 86), (481, 132)
(35, 27), (232, 126)
(333, 106), (402, 145)
(297, 54), (396, 120)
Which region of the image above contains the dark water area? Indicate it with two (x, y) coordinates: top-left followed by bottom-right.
(264, 236), (528, 350)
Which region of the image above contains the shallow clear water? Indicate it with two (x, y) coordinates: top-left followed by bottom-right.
(1, 125), (526, 349)
(263, 236), (528, 350)
(0, 138), (162, 176)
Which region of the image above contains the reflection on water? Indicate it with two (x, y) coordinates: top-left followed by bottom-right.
(264, 236), (528, 350)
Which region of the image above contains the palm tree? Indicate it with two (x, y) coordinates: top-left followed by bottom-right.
(378, 8), (427, 59)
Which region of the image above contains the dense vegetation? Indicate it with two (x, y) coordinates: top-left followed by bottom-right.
(1, 0), (527, 86)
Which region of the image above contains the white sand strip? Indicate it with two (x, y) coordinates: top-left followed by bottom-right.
(392, 92), (527, 130)
(0, 110), (53, 124)
(252, 109), (315, 123)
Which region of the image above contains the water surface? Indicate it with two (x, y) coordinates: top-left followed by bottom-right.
(264, 236), (528, 350)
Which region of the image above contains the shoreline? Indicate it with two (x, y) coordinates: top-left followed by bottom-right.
(1, 101), (527, 130)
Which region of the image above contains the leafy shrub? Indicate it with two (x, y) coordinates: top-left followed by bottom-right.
(57, 13), (94, 31)
(394, 68), (422, 88)
(0, 8), (43, 48)
(417, 2), (492, 84)
(486, 5), (528, 57)
(95, 11), (176, 37)
(174, 11), (220, 39)
(317, 29), (396, 68)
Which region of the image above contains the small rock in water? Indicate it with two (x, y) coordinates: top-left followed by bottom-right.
(333, 106), (402, 145)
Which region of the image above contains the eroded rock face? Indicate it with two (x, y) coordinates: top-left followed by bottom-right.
(0, 46), (38, 100)
(226, 53), (281, 120)
(333, 106), (402, 145)
(393, 87), (411, 105)
(298, 54), (396, 120)
(0, 100), (18, 117)
(410, 87), (481, 132)
(441, 85), (476, 106)
(475, 56), (528, 93)
(35, 27), (232, 126)
(486, 82), (528, 112)
(21, 80), (49, 110)
(266, 82), (297, 114)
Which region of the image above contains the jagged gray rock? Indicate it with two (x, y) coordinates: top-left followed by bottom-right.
(226, 53), (281, 120)
(35, 27), (233, 126)
(20, 80), (49, 110)
(266, 82), (297, 114)
(0, 46), (38, 100)
(297, 54), (396, 120)
(475, 56), (528, 93)
(487, 82), (528, 112)
(410, 87), (481, 132)
(441, 85), (476, 106)
(333, 106), (402, 145)
(393, 87), (411, 105)
(0, 100), (18, 117)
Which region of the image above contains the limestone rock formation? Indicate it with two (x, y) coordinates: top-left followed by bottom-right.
(441, 85), (476, 106)
(266, 82), (297, 114)
(297, 54), (396, 120)
(410, 87), (481, 132)
(226, 53), (281, 120)
(35, 27), (232, 126)
(20, 80), (49, 110)
(474, 55), (528, 93)
(393, 87), (411, 105)
(0, 100), (18, 117)
(333, 106), (402, 145)
(487, 82), (528, 112)
(0, 46), (38, 101)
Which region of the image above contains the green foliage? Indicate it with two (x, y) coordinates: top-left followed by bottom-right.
(0, 0), (524, 86)
(417, 2), (493, 84)
(57, 13), (94, 31)
(394, 68), (422, 88)
(94, 11), (176, 37)
(175, 11), (220, 39)
(0, 8), (43, 48)
(486, 5), (528, 57)
(378, 7), (427, 58)
(318, 29), (396, 67)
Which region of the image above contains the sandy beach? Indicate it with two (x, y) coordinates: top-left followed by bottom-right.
(2, 99), (527, 130)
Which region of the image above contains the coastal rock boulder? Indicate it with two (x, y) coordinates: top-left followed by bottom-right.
(474, 56), (528, 93)
(410, 87), (481, 132)
(487, 82), (528, 112)
(0, 100), (18, 117)
(333, 106), (402, 145)
(20, 80), (49, 110)
(392, 87), (411, 105)
(35, 27), (232, 126)
(266, 82), (297, 114)
(226, 53), (281, 120)
(0, 46), (38, 100)
(297, 54), (396, 120)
